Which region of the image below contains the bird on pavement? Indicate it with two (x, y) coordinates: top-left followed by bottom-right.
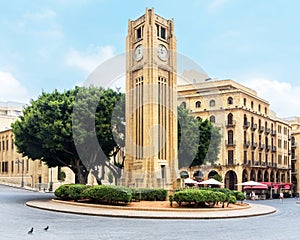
(44, 226), (49, 231)
(28, 228), (33, 234)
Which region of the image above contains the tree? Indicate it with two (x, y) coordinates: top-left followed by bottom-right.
(177, 105), (199, 169)
(12, 87), (125, 184)
(191, 118), (222, 167)
(177, 106), (222, 168)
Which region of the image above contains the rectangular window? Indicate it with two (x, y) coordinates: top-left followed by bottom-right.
(2, 141), (4, 151)
(278, 155), (282, 164)
(11, 161), (14, 173)
(243, 151), (247, 164)
(6, 140), (8, 150)
(278, 139), (282, 148)
(137, 27), (142, 39)
(228, 150), (234, 165)
(160, 27), (166, 39)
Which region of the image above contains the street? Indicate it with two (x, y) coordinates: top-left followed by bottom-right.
(0, 184), (299, 240)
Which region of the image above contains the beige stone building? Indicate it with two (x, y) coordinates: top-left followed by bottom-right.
(178, 79), (292, 192)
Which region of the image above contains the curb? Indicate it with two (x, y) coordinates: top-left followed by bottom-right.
(26, 199), (276, 220)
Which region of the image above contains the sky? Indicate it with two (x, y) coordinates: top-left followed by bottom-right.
(1, 0), (300, 118)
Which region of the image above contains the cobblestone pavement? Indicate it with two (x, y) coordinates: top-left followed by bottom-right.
(1, 184), (299, 240)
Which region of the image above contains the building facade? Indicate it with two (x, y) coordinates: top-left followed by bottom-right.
(124, 8), (178, 188)
(178, 79), (292, 191)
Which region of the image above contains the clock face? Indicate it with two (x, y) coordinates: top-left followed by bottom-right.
(157, 44), (168, 61)
(133, 44), (143, 61)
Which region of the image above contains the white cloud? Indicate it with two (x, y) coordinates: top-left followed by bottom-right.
(241, 78), (300, 118)
(65, 45), (115, 74)
(0, 71), (30, 103)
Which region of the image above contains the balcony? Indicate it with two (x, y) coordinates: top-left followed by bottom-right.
(267, 162), (272, 167)
(258, 126), (265, 133)
(251, 142), (258, 149)
(258, 144), (265, 151)
(225, 140), (236, 147)
(226, 159), (236, 166)
(251, 123), (257, 131)
(288, 150), (291, 155)
(271, 146), (277, 152)
(288, 135), (292, 141)
(265, 145), (271, 152)
(243, 141), (250, 148)
(291, 142), (297, 148)
(291, 157), (297, 161)
(271, 130), (276, 136)
(226, 120), (236, 128)
(243, 121), (250, 129)
(265, 128), (271, 135)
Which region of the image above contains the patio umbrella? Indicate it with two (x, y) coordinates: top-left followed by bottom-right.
(198, 178), (223, 186)
(236, 181), (267, 189)
(184, 178), (198, 184)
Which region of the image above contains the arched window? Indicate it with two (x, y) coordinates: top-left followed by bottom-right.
(196, 116), (202, 121)
(209, 99), (215, 107)
(210, 115), (215, 123)
(244, 114), (248, 126)
(243, 98), (247, 106)
(227, 97), (233, 105)
(181, 101), (186, 109)
(251, 101), (254, 109)
(227, 113), (233, 125)
(195, 101), (201, 108)
(258, 104), (261, 112)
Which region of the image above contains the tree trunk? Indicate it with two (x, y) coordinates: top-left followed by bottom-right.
(71, 160), (89, 184)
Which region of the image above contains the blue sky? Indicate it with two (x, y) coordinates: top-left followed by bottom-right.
(1, 0), (300, 118)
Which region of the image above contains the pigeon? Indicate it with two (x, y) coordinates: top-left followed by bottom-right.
(44, 226), (49, 231)
(28, 227), (33, 234)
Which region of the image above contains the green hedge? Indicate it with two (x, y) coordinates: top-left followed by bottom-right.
(82, 185), (132, 204)
(54, 184), (88, 201)
(173, 189), (238, 207)
(131, 188), (167, 201)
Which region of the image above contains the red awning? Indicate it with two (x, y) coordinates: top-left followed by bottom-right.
(244, 185), (268, 190)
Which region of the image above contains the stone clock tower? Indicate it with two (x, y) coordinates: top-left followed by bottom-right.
(124, 8), (178, 189)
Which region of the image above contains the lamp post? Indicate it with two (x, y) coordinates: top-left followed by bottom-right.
(16, 159), (24, 187)
(49, 167), (53, 192)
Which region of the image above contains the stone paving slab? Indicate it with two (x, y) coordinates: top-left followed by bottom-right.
(26, 199), (276, 219)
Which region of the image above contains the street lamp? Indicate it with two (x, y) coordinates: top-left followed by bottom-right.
(49, 167), (53, 192)
(16, 159), (24, 188)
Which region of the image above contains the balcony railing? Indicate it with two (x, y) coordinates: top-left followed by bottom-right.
(225, 120), (236, 128)
(258, 126), (265, 133)
(265, 145), (271, 152)
(251, 142), (258, 149)
(265, 128), (271, 135)
(225, 140), (236, 147)
(292, 142), (297, 148)
(251, 123), (257, 131)
(271, 130), (276, 136)
(271, 146), (277, 152)
(243, 121), (250, 129)
(243, 141), (250, 148)
(291, 157), (297, 161)
(226, 159), (236, 166)
(258, 144), (265, 151)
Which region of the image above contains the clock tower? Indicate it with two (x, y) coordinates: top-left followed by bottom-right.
(124, 8), (178, 188)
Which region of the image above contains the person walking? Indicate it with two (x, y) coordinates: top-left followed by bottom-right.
(279, 191), (284, 204)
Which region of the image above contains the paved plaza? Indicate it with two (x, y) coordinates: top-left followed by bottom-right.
(1, 184), (300, 240)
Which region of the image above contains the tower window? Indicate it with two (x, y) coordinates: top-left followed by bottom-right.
(137, 28), (142, 39)
(156, 24), (166, 39)
(210, 115), (215, 123)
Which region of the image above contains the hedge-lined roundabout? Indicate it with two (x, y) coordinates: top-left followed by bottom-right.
(54, 184), (246, 209)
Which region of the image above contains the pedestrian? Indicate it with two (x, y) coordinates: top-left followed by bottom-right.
(244, 191), (247, 200)
(251, 191), (255, 200)
(279, 192), (284, 204)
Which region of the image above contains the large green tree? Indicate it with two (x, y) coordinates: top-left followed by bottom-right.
(177, 106), (222, 168)
(12, 86), (125, 184)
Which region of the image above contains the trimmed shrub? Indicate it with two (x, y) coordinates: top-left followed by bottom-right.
(232, 190), (246, 202)
(227, 195), (237, 207)
(84, 185), (132, 204)
(131, 188), (167, 201)
(54, 184), (88, 201)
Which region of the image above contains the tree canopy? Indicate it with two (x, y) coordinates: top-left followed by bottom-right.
(177, 106), (222, 169)
(12, 86), (125, 184)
